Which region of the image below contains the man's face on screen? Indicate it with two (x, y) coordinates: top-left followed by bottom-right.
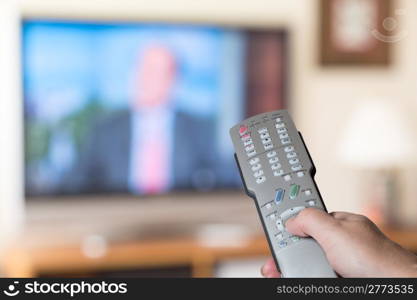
(134, 46), (176, 109)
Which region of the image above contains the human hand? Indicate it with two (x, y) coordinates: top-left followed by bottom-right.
(261, 208), (417, 278)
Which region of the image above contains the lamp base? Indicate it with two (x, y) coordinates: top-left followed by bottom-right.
(362, 169), (400, 227)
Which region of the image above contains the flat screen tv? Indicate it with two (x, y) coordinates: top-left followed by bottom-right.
(22, 20), (287, 197)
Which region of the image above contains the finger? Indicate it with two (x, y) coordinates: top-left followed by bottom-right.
(285, 208), (338, 242)
(261, 257), (281, 278)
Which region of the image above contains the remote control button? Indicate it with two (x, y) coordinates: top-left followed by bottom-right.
(278, 240), (287, 248)
(258, 127), (268, 134)
(275, 117), (282, 123)
(274, 170), (284, 176)
(279, 133), (289, 139)
(256, 176), (266, 184)
(276, 219), (284, 231)
(280, 206), (305, 221)
(264, 143), (273, 150)
(243, 139), (253, 146)
(264, 202), (273, 209)
(286, 152), (297, 159)
(304, 189), (312, 196)
(267, 151), (277, 158)
(276, 232), (284, 240)
(275, 122), (285, 129)
(262, 137), (272, 144)
(245, 144), (255, 152)
(267, 212), (277, 220)
(254, 170), (264, 177)
(249, 157), (260, 165)
(247, 149), (256, 157)
(277, 127), (287, 134)
(239, 125), (248, 136)
(291, 165), (303, 171)
(308, 200), (316, 206)
(251, 163), (261, 171)
(269, 157), (279, 164)
(260, 132), (270, 139)
(284, 174), (291, 181)
(241, 133), (251, 141)
(274, 188), (285, 204)
(284, 146), (294, 152)
(296, 171), (305, 177)
(289, 158), (299, 165)
(291, 236), (300, 242)
(271, 163), (281, 170)
(281, 138), (291, 145)
(289, 184), (300, 199)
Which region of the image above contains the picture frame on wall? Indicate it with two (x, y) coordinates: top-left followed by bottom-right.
(320, 0), (392, 65)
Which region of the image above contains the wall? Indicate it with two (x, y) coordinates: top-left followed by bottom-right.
(301, 0), (417, 222)
(0, 0), (24, 245)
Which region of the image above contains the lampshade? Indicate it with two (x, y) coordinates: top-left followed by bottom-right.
(338, 99), (415, 169)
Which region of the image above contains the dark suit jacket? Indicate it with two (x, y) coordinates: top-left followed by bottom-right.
(64, 110), (219, 193)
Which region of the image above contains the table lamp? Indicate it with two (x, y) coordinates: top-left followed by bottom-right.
(337, 98), (415, 225)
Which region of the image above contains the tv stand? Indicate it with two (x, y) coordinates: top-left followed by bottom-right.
(4, 191), (270, 277)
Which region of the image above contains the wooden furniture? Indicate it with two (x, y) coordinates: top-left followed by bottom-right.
(2, 193), (271, 277)
(382, 227), (417, 253)
(3, 194), (417, 277)
(3, 226), (417, 277)
(2, 235), (270, 277)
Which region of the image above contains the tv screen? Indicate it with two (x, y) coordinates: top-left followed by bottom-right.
(23, 20), (286, 197)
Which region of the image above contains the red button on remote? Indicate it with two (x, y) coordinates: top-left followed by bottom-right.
(239, 125), (248, 136)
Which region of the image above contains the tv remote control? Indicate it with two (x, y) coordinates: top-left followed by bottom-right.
(230, 109), (336, 277)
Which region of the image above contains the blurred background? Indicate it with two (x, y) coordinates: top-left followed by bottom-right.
(1, 0), (417, 277)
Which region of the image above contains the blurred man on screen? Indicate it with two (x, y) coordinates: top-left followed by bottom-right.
(67, 45), (217, 194)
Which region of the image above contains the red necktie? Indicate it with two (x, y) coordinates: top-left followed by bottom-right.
(137, 131), (168, 194)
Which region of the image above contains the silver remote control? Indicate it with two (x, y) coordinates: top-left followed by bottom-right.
(230, 109), (336, 278)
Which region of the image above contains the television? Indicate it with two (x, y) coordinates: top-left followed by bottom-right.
(22, 20), (287, 198)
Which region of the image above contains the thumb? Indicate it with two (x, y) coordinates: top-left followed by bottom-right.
(285, 208), (337, 243)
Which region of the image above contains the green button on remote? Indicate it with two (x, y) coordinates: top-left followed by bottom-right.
(289, 184), (300, 199)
